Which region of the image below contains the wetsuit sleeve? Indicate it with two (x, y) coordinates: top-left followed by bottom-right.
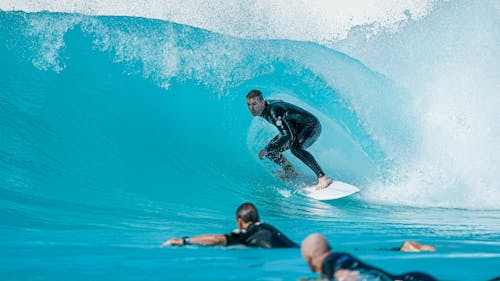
(223, 228), (274, 248)
(335, 253), (358, 270)
(252, 223), (299, 248)
(224, 231), (244, 246)
(247, 230), (273, 248)
(330, 253), (395, 281)
(265, 109), (294, 152)
(323, 253), (369, 280)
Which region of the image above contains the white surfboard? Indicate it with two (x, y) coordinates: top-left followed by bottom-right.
(301, 180), (360, 200)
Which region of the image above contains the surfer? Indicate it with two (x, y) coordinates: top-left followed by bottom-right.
(246, 89), (332, 190)
(301, 233), (438, 281)
(161, 202), (298, 249)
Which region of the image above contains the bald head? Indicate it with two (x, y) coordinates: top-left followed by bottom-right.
(301, 233), (331, 273)
(301, 233), (331, 258)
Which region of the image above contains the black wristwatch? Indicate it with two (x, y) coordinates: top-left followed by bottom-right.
(182, 236), (191, 245)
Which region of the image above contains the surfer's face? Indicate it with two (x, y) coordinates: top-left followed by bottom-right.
(246, 97), (265, 116)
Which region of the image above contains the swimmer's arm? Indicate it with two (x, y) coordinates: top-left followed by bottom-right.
(161, 234), (227, 247)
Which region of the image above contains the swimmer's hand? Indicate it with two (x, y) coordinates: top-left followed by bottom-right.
(161, 238), (183, 247)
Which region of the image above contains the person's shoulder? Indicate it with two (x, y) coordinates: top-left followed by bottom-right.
(266, 100), (287, 108)
(326, 252), (356, 263)
(266, 100), (287, 115)
(266, 99), (282, 104)
(255, 222), (276, 230)
(256, 223), (296, 241)
(336, 252), (356, 258)
(247, 222), (277, 235)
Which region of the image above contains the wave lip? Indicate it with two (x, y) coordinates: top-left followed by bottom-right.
(1, 0), (435, 43)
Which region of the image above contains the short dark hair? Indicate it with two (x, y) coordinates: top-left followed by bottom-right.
(246, 89), (263, 101)
(236, 202), (260, 223)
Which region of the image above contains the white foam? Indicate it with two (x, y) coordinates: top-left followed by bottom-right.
(23, 13), (82, 72)
(277, 188), (292, 198)
(338, 0), (500, 210)
(1, 0), (435, 42)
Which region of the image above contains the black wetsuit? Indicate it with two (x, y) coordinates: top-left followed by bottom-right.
(260, 100), (325, 178)
(224, 222), (299, 248)
(322, 252), (438, 281)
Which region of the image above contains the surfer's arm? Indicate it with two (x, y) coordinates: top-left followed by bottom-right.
(161, 234), (227, 247)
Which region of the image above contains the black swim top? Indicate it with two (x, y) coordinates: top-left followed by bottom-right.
(322, 252), (438, 281)
(260, 100), (319, 152)
(224, 222), (299, 249)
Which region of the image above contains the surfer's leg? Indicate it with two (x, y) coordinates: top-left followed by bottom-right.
(291, 141), (331, 189)
(293, 122), (331, 189)
(289, 145), (325, 178)
(297, 121), (321, 148)
(291, 123), (324, 178)
(266, 151), (298, 178)
(265, 135), (298, 178)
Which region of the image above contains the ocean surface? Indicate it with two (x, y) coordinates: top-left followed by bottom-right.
(1, 1), (499, 280)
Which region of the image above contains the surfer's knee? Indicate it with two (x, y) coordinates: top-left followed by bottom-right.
(289, 145), (305, 157)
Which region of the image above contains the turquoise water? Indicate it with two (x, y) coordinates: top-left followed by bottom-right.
(1, 1), (499, 280)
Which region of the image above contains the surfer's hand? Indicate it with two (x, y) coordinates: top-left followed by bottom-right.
(258, 149), (267, 159)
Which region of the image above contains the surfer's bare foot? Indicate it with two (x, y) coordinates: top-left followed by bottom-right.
(315, 176), (332, 190)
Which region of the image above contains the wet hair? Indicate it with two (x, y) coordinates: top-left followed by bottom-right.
(246, 89), (264, 101)
(236, 202), (260, 223)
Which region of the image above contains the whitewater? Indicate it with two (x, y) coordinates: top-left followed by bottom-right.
(1, 1), (499, 280)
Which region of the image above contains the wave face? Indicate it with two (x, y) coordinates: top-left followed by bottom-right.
(1, 2), (500, 281)
(2, 1), (499, 211)
(0, 10), (394, 207)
